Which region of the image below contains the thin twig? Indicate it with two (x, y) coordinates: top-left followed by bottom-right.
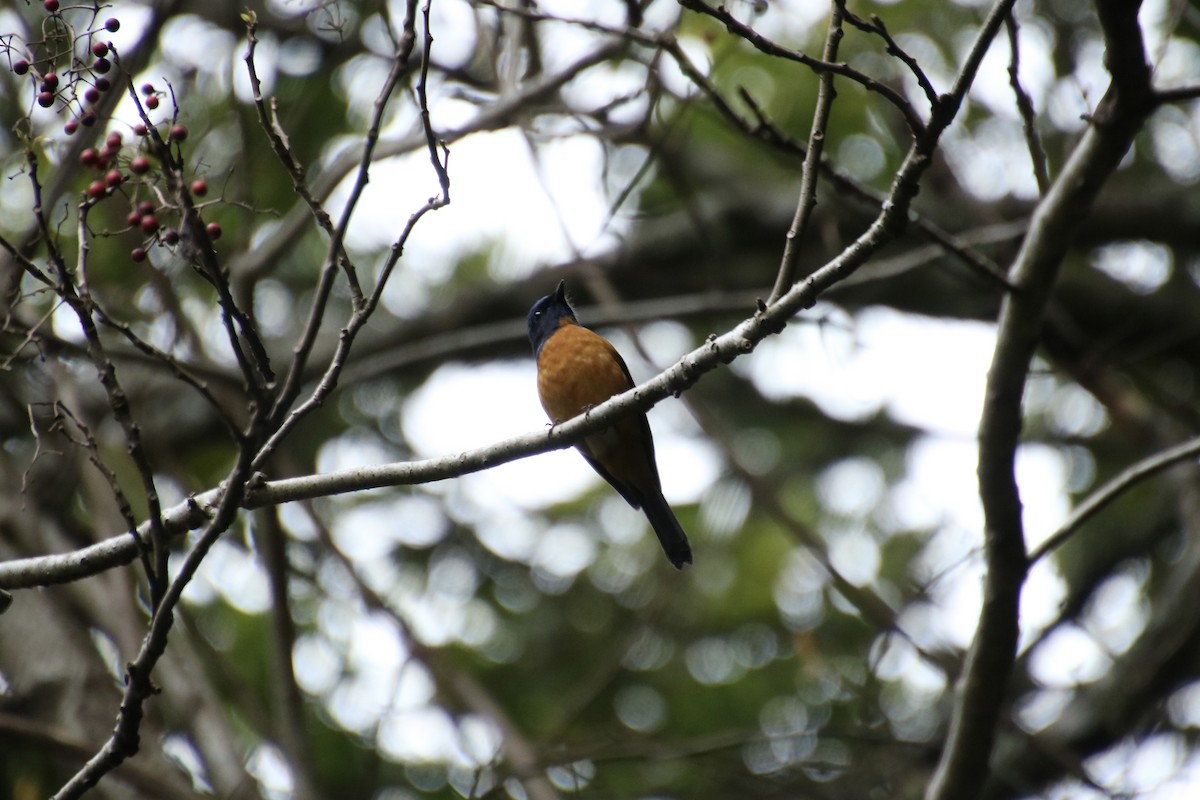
(1031, 435), (1200, 563)
(677, 0), (927, 136)
(229, 41), (624, 284)
(252, 0), (448, 471)
(259, 0), (425, 455)
(46, 401), (155, 582)
(90, 311), (243, 440)
(118, 56), (277, 401)
(732, 84), (1017, 292)
(768, 1), (844, 304)
(1005, 12), (1050, 194)
(841, 4), (939, 108)
(418, 0), (451, 200)
(31, 160), (171, 605)
(50, 446), (256, 800)
(0, 711), (199, 800)
(243, 13), (364, 305)
(1, 297), (60, 371)
(0, 230), (54, 286)
(1154, 84), (1200, 103)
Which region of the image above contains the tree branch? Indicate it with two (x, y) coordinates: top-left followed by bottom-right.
(925, 3), (1156, 798)
(2, 0), (1010, 602)
(228, 41), (624, 286)
(677, 0), (927, 135)
(1005, 12), (1050, 194)
(254, 0), (435, 469)
(768, 1), (844, 304)
(1031, 434), (1200, 563)
(50, 447), (257, 800)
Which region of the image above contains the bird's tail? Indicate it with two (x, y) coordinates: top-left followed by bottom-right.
(642, 490), (693, 569)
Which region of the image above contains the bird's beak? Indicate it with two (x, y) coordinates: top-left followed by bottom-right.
(554, 280), (567, 303)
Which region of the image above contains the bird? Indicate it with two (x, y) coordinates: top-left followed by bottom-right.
(527, 281), (692, 569)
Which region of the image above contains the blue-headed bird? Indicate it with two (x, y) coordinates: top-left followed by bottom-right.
(527, 282), (692, 568)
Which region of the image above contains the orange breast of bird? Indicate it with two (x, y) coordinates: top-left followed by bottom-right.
(536, 321), (661, 504)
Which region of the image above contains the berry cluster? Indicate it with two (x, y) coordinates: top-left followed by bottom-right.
(79, 124), (221, 262)
(5, 2), (123, 136)
(5, 4), (222, 264)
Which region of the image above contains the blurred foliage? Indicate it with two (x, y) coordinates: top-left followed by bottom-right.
(2, 1), (1200, 799)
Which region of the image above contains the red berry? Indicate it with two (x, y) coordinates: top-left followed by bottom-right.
(206, 222), (222, 240)
(105, 169), (124, 187)
(37, 91), (54, 108)
(131, 247), (147, 263)
(140, 82), (154, 95)
(93, 57), (111, 74)
(169, 124), (187, 141)
(84, 87), (100, 103)
(13, 60), (29, 75)
(126, 210), (141, 226)
(96, 77), (111, 91)
(64, 120), (78, 135)
(106, 131), (123, 149)
(81, 110), (97, 126)
(92, 41), (109, 58)
(81, 149), (100, 167)
(145, 95), (159, 110)
(87, 180), (107, 199)
(43, 73), (58, 90)
(133, 122), (147, 136)
(137, 201), (155, 215)
(139, 214), (158, 233)
(129, 156), (150, 174)
(44, 0), (60, 12)
(191, 179), (207, 196)
(105, 18), (120, 32)
(162, 228), (180, 245)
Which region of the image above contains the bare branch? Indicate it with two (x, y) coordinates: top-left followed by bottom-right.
(228, 41), (625, 284)
(926, 3), (1157, 798)
(731, 88), (1018, 292)
(0, 711), (202, 800)
(418, 0), (452, 201)
(1155, 83), (1200, 104)
(90, 312), (243, 440)
(50, 447), (256, 800)
(30, 172), (172, 604)
(1005, 12), (1050, 194)
(116, 56), (277, 400)
(4, 105), (1004, 595)
(2, 0), (1007, 601)
(768, 1), (844, 304)
(840, 5), (940, 107)
(259, 0), (426, 456)
(0, 231), (54, 287)
(677, 0), (927, 136)
(44, 401), (154, 578)
(1031, 435), (1200, 563)
(648, 29), (1018, 293)
(243, 13), (363, 305)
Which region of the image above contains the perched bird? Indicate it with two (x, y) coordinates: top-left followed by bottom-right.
(527, 282), (692, 568)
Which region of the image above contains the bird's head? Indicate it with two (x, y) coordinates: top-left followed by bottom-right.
(527, 280), (577, 356)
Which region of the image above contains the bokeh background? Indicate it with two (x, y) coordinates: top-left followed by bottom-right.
(3, 0), (1200, 798)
